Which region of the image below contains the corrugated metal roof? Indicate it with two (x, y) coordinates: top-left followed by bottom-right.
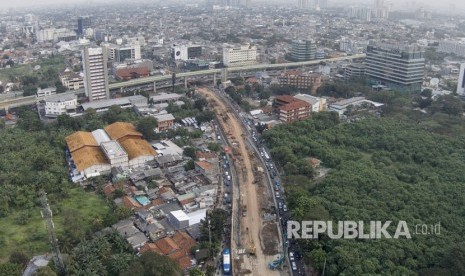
(66, 131), (98, 152)
(119, 138), (157, 160)
(104, 122), (142, 141)
(91, 129), (111, 145)
(70, 146), (109, 171)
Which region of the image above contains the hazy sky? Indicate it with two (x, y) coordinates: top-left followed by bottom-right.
(0, 0), (464, 12)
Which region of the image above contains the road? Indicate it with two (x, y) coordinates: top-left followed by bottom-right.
(0, 54), (365, 110)
(197, 87), (282, 276)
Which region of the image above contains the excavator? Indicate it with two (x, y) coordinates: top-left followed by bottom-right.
(268, 232), (287, 270)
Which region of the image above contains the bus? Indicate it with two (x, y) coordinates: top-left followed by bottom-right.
(223, 248), (231, 275)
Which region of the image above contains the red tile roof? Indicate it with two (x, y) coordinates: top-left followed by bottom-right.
(154, 237), (180, 255)
(275, 95), (299, 104)
(278, 99), (310, 112)
(115, 67), (149, 80)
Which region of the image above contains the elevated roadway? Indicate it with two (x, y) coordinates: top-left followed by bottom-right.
(0, 54), (365, 110)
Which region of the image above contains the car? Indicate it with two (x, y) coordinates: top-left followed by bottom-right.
(289, 252), (295, 261)
(274, 185), (280, 191)
(275, 192), (280, 199)
(283, 204), (288, 212)
(278, 201), (283, 209)
(291, 261), (297, 271)
(225, 171), (229, 176)
(227, 175), (231, 181)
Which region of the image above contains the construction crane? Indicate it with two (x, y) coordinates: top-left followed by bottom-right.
(39, 190), (66, 276)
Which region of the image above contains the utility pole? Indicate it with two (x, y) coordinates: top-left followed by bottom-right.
(39, 190), (65, 276)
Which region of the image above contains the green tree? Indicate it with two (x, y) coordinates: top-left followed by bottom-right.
(0, 263), (22, 276)
(183, 147), (197, 159)
(207, 142), (221, 152)
(121, 252), (182, 276)
(189, 268), (205, 276)
(136, 117), (158, 141)
(22, 85), (38, 96)
(35, 266), (57, 276)
(9, 251), (29, 267)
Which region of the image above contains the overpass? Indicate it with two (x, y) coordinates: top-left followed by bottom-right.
(108, 54), (366, 90)
(0, 54), (365, 110)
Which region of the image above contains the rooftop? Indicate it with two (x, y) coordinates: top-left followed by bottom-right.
(70, 146), (108, 172)
(45, 93), (77, 103)
(278, 99), (311, 112)
(66, 131), (98, 152)
(119, 138), (157, 159)
(150, 93), (182, 102)
(100, 140), (128, 159)
(104, 122), (142, 141)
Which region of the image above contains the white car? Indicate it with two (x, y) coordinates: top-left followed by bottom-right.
(289, 252), (295, 261)
(291, 261), (297, 271)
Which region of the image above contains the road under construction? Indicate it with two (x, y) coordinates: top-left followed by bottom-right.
(197, 87), (285, 276)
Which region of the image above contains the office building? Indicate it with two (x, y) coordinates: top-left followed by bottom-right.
(438, 40), (465, 57)
(77, 16), (92, 36)
(373, 0), (389, 18)
(278, 100), (311, 123)
(365, 43), (425, 92)
(82, 47), (110, 102)
(105, 44), (141, 62)
(298, 0), (309, 8)
(278, 70), (322, 93)
(289, 39), (316, 62)
(45, 94), (78, 117)
(294, 94), (327, 112)
(36, 87), (56, 98)
(172, 45), (203, 61)
(349, 6), (372, 22)
(344, 63), (366, 81)
(457, 64), (465, 96)
(222, 44), (257, 67)
(61, 72), (85, 90)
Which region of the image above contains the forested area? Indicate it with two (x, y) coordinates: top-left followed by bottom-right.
(66, 229), (182, 276)
(0, 107), (153, 273)
(262, 113), (465, 275)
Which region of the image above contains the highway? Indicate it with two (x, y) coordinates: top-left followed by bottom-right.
(107, 54), (365, 89)
(0, 54), (365, 110)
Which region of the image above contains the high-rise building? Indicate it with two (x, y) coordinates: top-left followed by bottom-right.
(289, 39), (316, 62)
(77, 16), (92, 36)
(365, 43), (425, 92)
(457, 64), (465, 96)
(373, 0), (389, 18)
(344, 63), (366, 81)
(82, 47), (110, 102)
(223, 44), (257, 67)
(438, 40), (465, 57)
(172, 45), (203, 61)
(298, 0), (309, 9)
(349, 6), (371, 21)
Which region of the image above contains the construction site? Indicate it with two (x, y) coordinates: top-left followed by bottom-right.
(197, 87), (286, 276)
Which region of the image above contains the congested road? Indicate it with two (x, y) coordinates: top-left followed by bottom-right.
(210, 87), (310, 276)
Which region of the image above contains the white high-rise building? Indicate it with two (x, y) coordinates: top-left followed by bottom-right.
(349, 6), (372, 21)
(82, 47), (110, 102)
(457, 64), (465, 96)
(223, 44), (257, 67)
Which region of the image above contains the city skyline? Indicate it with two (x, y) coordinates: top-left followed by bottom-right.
(1, 0), (464, 13)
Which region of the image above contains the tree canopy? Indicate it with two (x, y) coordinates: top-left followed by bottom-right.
(263, 114), (465, 275)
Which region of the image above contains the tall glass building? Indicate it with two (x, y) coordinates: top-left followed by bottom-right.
(365, 43), (425, 92)
(289, 39), (316, 62)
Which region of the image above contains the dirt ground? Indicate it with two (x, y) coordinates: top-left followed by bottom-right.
(198, 88), (282, 276)
(262, 222), (280, 255)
